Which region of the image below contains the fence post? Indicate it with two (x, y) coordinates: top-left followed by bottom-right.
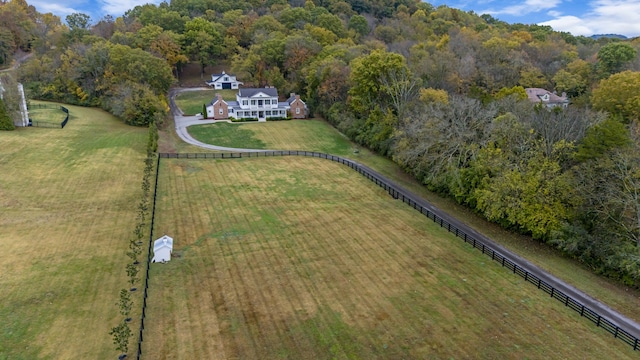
(551, 287), (555, 298)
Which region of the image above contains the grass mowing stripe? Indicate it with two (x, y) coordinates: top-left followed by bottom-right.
(229, 171), (307, 357)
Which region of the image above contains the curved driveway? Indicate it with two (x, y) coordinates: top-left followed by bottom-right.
(170, 87), (272, 152)
(168, 87), (640, 342)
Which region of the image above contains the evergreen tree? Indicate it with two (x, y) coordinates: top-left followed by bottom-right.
(0, 98), (15, 131)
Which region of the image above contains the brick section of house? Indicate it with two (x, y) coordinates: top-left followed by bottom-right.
(287, 93), (307, 119)
(212, 94), (228, 120)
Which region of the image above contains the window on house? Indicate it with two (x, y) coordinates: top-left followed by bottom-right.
(242, 100), (248, 106)
(272, 100), (278, 105)
(251, 100), (256, 105)
(252, 111), (257, 116)
(258, 100), (263, 106)
(224, 77), (229, 81)
(296, 107), (300, 114)
(219, 108), (223, 114)
(266, 111), (271, 115)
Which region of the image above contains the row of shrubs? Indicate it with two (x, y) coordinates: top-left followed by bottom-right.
(229, 116), (292, 122)
(109, 121), (158, 357)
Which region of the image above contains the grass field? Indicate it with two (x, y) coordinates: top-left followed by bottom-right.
(188, 120), (355, 154)
(175, 89), (237, 115)
(184, 118), (640, 324)
(0, 101), (147, 359)
(142, 157), (636, 359)
(28, 105), (68, 125)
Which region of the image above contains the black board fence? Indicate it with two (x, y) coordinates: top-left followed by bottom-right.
(135, 155), (161, 360)
(134, 151), (640, 356)
(27, 103), (69, 128)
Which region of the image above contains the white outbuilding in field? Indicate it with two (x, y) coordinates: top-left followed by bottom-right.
(152, 235), (173, 263)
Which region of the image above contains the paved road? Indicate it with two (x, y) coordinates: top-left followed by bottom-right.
(168, 87), (640, 341)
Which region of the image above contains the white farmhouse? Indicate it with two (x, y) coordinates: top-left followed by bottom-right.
(206, 88), (306, 121)
(205, 71), (242, 89)
(152, 235), (173, 263)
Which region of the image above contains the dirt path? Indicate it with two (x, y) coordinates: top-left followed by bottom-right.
(167, 86), (640, 342)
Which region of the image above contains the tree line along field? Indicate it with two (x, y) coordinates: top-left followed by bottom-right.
(0, 102), (148, 359)
(142, 157), (637, 359)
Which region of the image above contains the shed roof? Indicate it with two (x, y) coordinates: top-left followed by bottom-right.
(153, 235), (173, 252)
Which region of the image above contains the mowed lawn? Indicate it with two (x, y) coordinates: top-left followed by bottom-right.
(185, 118), (640, 325)
(28, 105), (68, 125)
(175, 89), (237, 115)
(0, 101), (147, 359)
(188, 120), (355, 155)
(143, 157), (636, 359)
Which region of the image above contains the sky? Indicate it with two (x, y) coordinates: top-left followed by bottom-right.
(432, 0), (640, 38)
(26, 0), (640, 39)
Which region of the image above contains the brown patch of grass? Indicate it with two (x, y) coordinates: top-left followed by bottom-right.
(0, 102), (147, 358)
(143, 157), (637, 359)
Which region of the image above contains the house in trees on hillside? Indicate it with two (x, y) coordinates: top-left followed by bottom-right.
(525, 88), (569, 108)
(205, 71), (242, 89)
(206, 88), (307, 121)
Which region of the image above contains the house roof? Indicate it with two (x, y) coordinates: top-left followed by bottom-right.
(209, 97), (228, 106)
(153, 235), (173, 251)
(238, 88), (279, 98)
(525, 88), (568, 104)
(209, 71), (242, 84)
(286, 95), (306, 106)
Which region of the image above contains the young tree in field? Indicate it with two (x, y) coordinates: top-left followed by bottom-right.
(109, 320), (131, 354)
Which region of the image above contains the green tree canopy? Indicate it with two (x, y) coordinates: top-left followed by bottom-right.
(597, 42), (637, 76)
(591, 70), (640, 122)
(0, 98), (15, 130)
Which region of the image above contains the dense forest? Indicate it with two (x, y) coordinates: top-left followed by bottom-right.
(3, 0), (640, 287)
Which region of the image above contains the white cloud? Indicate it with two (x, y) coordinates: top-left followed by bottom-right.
(28, 1), (80, 16)
(99, 0), (164, 16)
(540, 0), (640, 37)
(483, 0), (563, 16)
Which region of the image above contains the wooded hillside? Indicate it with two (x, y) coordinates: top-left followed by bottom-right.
(4, 0), (640, 287)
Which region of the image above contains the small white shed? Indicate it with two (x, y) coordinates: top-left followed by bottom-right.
(152, 235), (173, 263)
